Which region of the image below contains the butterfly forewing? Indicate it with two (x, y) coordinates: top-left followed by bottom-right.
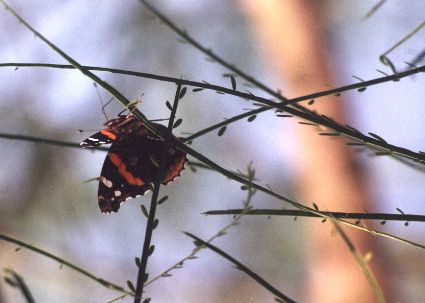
(80, 130), (117, 147)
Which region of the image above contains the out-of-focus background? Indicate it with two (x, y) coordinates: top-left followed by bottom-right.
(0, 1), (424, 302)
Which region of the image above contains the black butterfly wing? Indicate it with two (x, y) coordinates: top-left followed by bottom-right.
(97, 139), (152, 213)
(80, 116), (138, 148)
(141, 123), (187, 184)
(97, 129), (187, 213)
(96, 132), (163, 213)
(161, 140), (187, 184)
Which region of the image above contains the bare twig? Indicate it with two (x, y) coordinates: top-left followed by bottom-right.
(204, 208), (425, 223)
(145, 164), (256, 286)
(2, 61), (425, 164)
(133, 84), (182, 303)
(137, 1), (425, 165)
(364, 0), (388, 19)
(1, 62), (424, 108)
(330, 219), (387, 303)
(0, 132), (108, 150)
(0, 234), (132, 295)
(380, 19), (425, 73)
(3, 268), (36, 303)
(1, 133), (422, 249)
(185, 233), (297, 303)
(2, 0), (423, 252)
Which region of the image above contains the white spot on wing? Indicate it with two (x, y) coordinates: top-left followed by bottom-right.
(100, 176), (113, 188)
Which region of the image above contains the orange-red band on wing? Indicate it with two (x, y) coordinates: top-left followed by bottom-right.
(108, 152), (145, 186)
(100, 129), (117, 141)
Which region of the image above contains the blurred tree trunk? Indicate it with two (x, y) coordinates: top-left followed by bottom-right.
(239, 0), (394, 302)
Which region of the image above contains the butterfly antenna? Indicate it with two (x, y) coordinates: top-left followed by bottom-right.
(93, 82), (113, 122)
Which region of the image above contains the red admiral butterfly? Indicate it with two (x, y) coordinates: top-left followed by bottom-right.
(81, 114), (187, 213)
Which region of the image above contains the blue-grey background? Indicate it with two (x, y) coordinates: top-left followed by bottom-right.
(0, 1), (424, 302)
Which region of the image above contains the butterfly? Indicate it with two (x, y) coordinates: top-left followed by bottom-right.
(81, 114), (187, 213)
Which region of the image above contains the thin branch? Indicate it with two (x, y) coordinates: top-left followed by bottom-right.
(133, 84), (182, 303)
(330, 219), (387, 303)
(0, 132), (108, 151)
(3, 2), (425, 169)
(2, 63), (425, 164)
(205, 207), (425, 250)
(185, 106), (269, 141)
(2, 1), (424, 250)
(380, 19), (425, 73)
(1, 62), (424, 108)
(0, 132), (245, 177)
(364, 0), (388, 19)
(407, 49), (425, 69)
(0, 233), (132, 296)
(3, 132), (419, 249)
(105, 294), (128, 303)
(140, 0), (287, 101)
(204, 208), (425, 223)
(185, 232), (297, 303)
(145, 164), (256, 287)
(3, 268), (36, 303)
(381, 19), (425, 59)
(3, 129), (421, 249)
(0, 0), (157, 138)
(137, 1), (425, 165)
(171, 130), (425, 250)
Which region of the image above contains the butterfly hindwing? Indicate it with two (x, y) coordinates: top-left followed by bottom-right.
(98, 147), (151, 213)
